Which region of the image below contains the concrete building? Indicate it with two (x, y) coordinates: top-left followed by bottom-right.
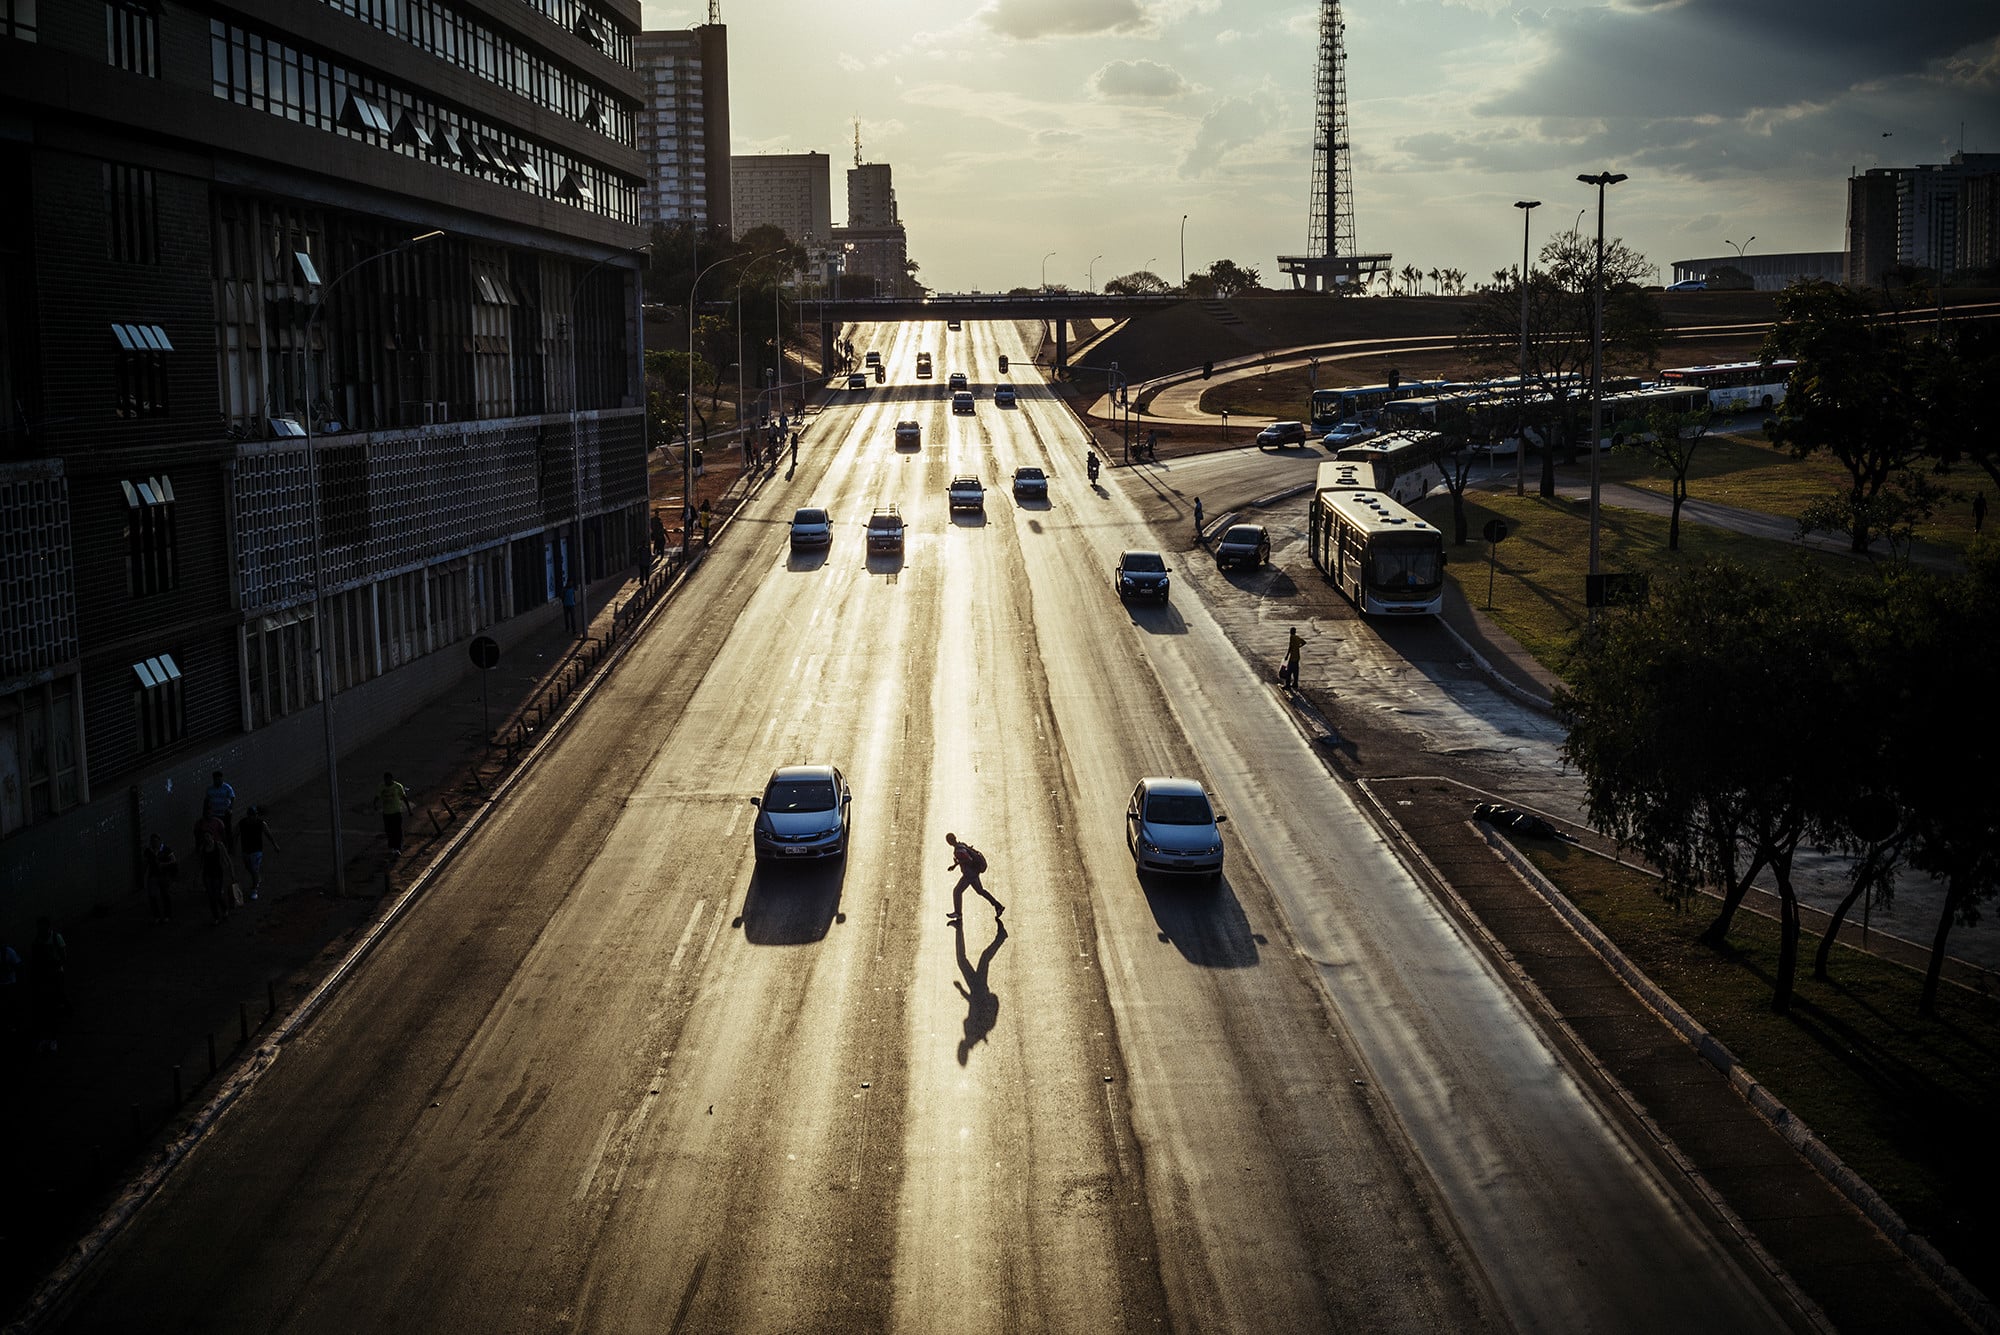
(731, 152), (831, 248)
(847, 162), (897, 228)
(1670, 252), (1844, 291)
(1844, 153), (2000, 286)
(832, 161), (914, 295)
(635, 25), (731, 240)
(1, 1), (651, 920)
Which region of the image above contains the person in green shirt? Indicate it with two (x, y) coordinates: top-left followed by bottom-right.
(377, 771), (412, 856)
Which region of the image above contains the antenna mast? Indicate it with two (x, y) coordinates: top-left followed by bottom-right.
(853, 117), (863, 168)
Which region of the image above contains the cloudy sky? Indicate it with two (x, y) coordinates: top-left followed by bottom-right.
(641, 0), (2000, 293)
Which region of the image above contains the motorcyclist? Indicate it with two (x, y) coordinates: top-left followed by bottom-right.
(1086, 449), (1100, 482)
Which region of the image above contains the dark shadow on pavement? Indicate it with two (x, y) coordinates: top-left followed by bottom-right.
(786, 547), (829, 572)
(1142, 871), (1261, 967)
(954, 916), (1008, 1065)
(737, 861), (845, 945)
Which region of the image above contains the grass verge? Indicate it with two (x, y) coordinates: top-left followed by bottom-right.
(1509, 834), (1999, 1301)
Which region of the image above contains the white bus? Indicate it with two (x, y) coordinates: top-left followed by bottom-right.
(1656, 360), (1797, 413)
(1332, 430), (1452, 505)
(1308, 482), (1446, 616)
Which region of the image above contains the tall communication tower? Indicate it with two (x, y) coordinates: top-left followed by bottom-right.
(1279, 0), (1390, 292)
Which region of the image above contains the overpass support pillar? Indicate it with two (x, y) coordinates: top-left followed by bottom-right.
(820, 320), (835, 376)
(1054, 318), (1068, 376)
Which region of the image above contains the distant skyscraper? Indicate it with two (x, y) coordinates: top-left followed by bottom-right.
(834, 160), (913, 295)
(636, 25), (732, 239)
(848, 162), (897, 227)
(1845, 152), (2000, 286)
(731, 152), (832, 247)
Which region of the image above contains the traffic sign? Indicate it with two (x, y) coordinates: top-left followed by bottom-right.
(468, 635), (500, 671)
(1482, 519), (1509, 544)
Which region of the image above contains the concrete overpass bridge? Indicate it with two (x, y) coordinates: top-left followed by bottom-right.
(712, 291), (1184, 373)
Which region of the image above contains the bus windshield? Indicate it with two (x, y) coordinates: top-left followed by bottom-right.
(1369, 540), (1441, 591)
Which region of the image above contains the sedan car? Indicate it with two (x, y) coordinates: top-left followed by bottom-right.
(994, 385), (1017, 407)
(1115, 550), (1170, 603)
(1322, 421), (1378, 446)
(948, 475), (986, 512)
(1665, 279), (1707, 292)
(1126, 776), (1226, 879)
(1213, 523), (1270, 570)
(1256, 420), (1308, 449)
(789, 507), (831, 548)
(846, 372), (868, 390)
(751, 764), (851, 863)
(1011, 466), (1047, 500)
(948, 371), (969, 391)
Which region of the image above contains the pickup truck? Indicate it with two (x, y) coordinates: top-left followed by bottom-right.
(894, 420), (921, 449)
(866, 506), (904, 554)
(947, 476), (985, 512)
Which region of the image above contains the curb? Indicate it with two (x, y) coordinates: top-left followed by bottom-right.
(1478, 826), (1997, 1335)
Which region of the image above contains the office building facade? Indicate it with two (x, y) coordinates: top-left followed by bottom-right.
(1845, 153), (2000, 286)
(635, 24), (730, 240)
(1, 0), (651, 916)
(731, 152), (831, 248)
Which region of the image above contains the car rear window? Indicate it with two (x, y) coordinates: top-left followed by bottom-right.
(765, 779), (837, 812)
(1222, 526), (1261, 544)
(1144, 793), (1213, 825)
(1123, 552), (1165, 572)
(1017, 468), (1043, 479)
(794, 509), (827, 525)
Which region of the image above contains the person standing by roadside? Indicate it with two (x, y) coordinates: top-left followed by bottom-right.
(378, 771), (412, 857)
(562, 581), (578, 632)
(1280, 626), (1304, 689)
(1193, 497), (1205, 540)
(143, 833), (179, 924)
(197, 826), (235, 924)
(236, 806), (280, 900)
(30, 916), (68, 1055)
(204, 769), (237, 847)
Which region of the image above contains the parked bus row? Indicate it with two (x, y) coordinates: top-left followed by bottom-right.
(1308, 458), (1447, 617)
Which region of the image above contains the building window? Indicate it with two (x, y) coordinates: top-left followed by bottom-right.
(107, 0), (159, 75)
(5, 0), (38, 42)
(245, 607), (318, 726)
(104, 163), (158, 264)
(133, 653), (185, 754)
(0, 675), (83, 837)
(113, 323), (173, 417)
(121, 475), (177, 595)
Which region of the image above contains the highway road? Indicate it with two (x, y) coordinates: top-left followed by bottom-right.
(53, 322), (1800, 1333)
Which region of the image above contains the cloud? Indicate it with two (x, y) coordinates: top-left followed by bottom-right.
(1094, 59), (1189, 100)
(977, 0), (1150, 40)
(1180, 90), (1285, 178)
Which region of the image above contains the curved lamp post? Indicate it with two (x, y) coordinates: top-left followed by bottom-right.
(1087, 254), (1103, 293)
(1512, 200), (1540, 497)
(1041, 250), (1057, 291)
(686, 252), (753, 542)
(1577, 170), (1628, 594)
(1725, 235), (1755, 257)
(299, 227), (443, 892)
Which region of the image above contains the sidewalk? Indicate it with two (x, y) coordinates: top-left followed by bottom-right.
(0, 563), (680, 1320)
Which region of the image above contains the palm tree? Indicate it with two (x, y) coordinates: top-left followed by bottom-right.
(1427, 267), (1441, 295)
(1400, 264), (1421, 297)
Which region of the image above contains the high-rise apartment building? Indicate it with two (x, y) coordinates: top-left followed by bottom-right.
(1, 1), (651, 915)
(833, 161), (915, 296)
(731, 152), (832, 248)
(636, 25), (732, 239)
(1846, 152), (2000, 286)
(847, 162), (897, 228)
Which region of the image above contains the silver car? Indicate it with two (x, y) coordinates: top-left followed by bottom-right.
(1126, 777), (1226, 879)
(751, 765), (851, 863)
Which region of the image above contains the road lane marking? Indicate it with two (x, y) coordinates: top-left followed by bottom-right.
(573, 1108), (622, 1202)
(669, 899), (708, 972)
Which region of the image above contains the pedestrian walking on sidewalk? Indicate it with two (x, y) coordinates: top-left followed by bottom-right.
(651, 511), (667, 559)
(1279, 626), (1303, 689)
(197, 827), (235, 923)
(143, 833), (179, 923)
(237, 806), (280, 899)
(1193, 497), (1205, 540)
(944, 833), (1005, 921)
(562, 581), (578, 633)
(378, 771), (412, 856)
(29, 917), (68, 1055)
(204, 769), (238, 847)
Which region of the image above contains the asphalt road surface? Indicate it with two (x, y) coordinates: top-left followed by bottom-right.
(53, 323), (1800, 1333)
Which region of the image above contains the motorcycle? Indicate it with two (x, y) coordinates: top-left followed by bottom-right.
(1086, 451), (1100, 483)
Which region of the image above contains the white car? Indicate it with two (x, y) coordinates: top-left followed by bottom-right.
(788, 507), (831, 548)
(1322, 422), (1378, 446)
(846, 372), (868, 389)
(751, 765), (851, 863)
(1126, 777), (1226, 880)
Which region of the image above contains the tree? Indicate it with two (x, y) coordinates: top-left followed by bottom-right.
(1558, 562), (1860, 1013)
(1105, 270), (1171, 295)
(1765, 281), (1933, 554)
(1197, 259), (1262, 298)
(1427, 399), (1486, 546)
(1615, 408), (1712, 550)
(1458, 230), (1663, 496)
(1399, 264), (1422, 297)
(1426, 267), (1441, 296)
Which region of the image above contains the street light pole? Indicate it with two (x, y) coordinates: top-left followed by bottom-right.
(1179, 215), (1188, 291)
(1041, 250), (1057, 291)
(299, 227), (442, 894)
(1577, 170), (1627, 594)
(1088, 253), (1103, 293)
(569, 243), (648, 652)
(1725, 235), (1755, 257)
(686, 252), (745, 545)
(1513, 199), (1541, 498)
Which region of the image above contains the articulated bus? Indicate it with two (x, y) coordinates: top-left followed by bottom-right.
(1332, 429), (1452, 505)
(1656, 360), (1797, 413)
(1309, 463), (1446, 615)
(1309, 379), (1456, 429)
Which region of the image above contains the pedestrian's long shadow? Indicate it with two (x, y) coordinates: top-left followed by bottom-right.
(736, 862), (845, 945)
(955, 914), (1009, 1065)
(1142, 872), (1262, 967)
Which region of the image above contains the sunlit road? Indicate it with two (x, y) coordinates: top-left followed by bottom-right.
(55, 323), (1797, 1333)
